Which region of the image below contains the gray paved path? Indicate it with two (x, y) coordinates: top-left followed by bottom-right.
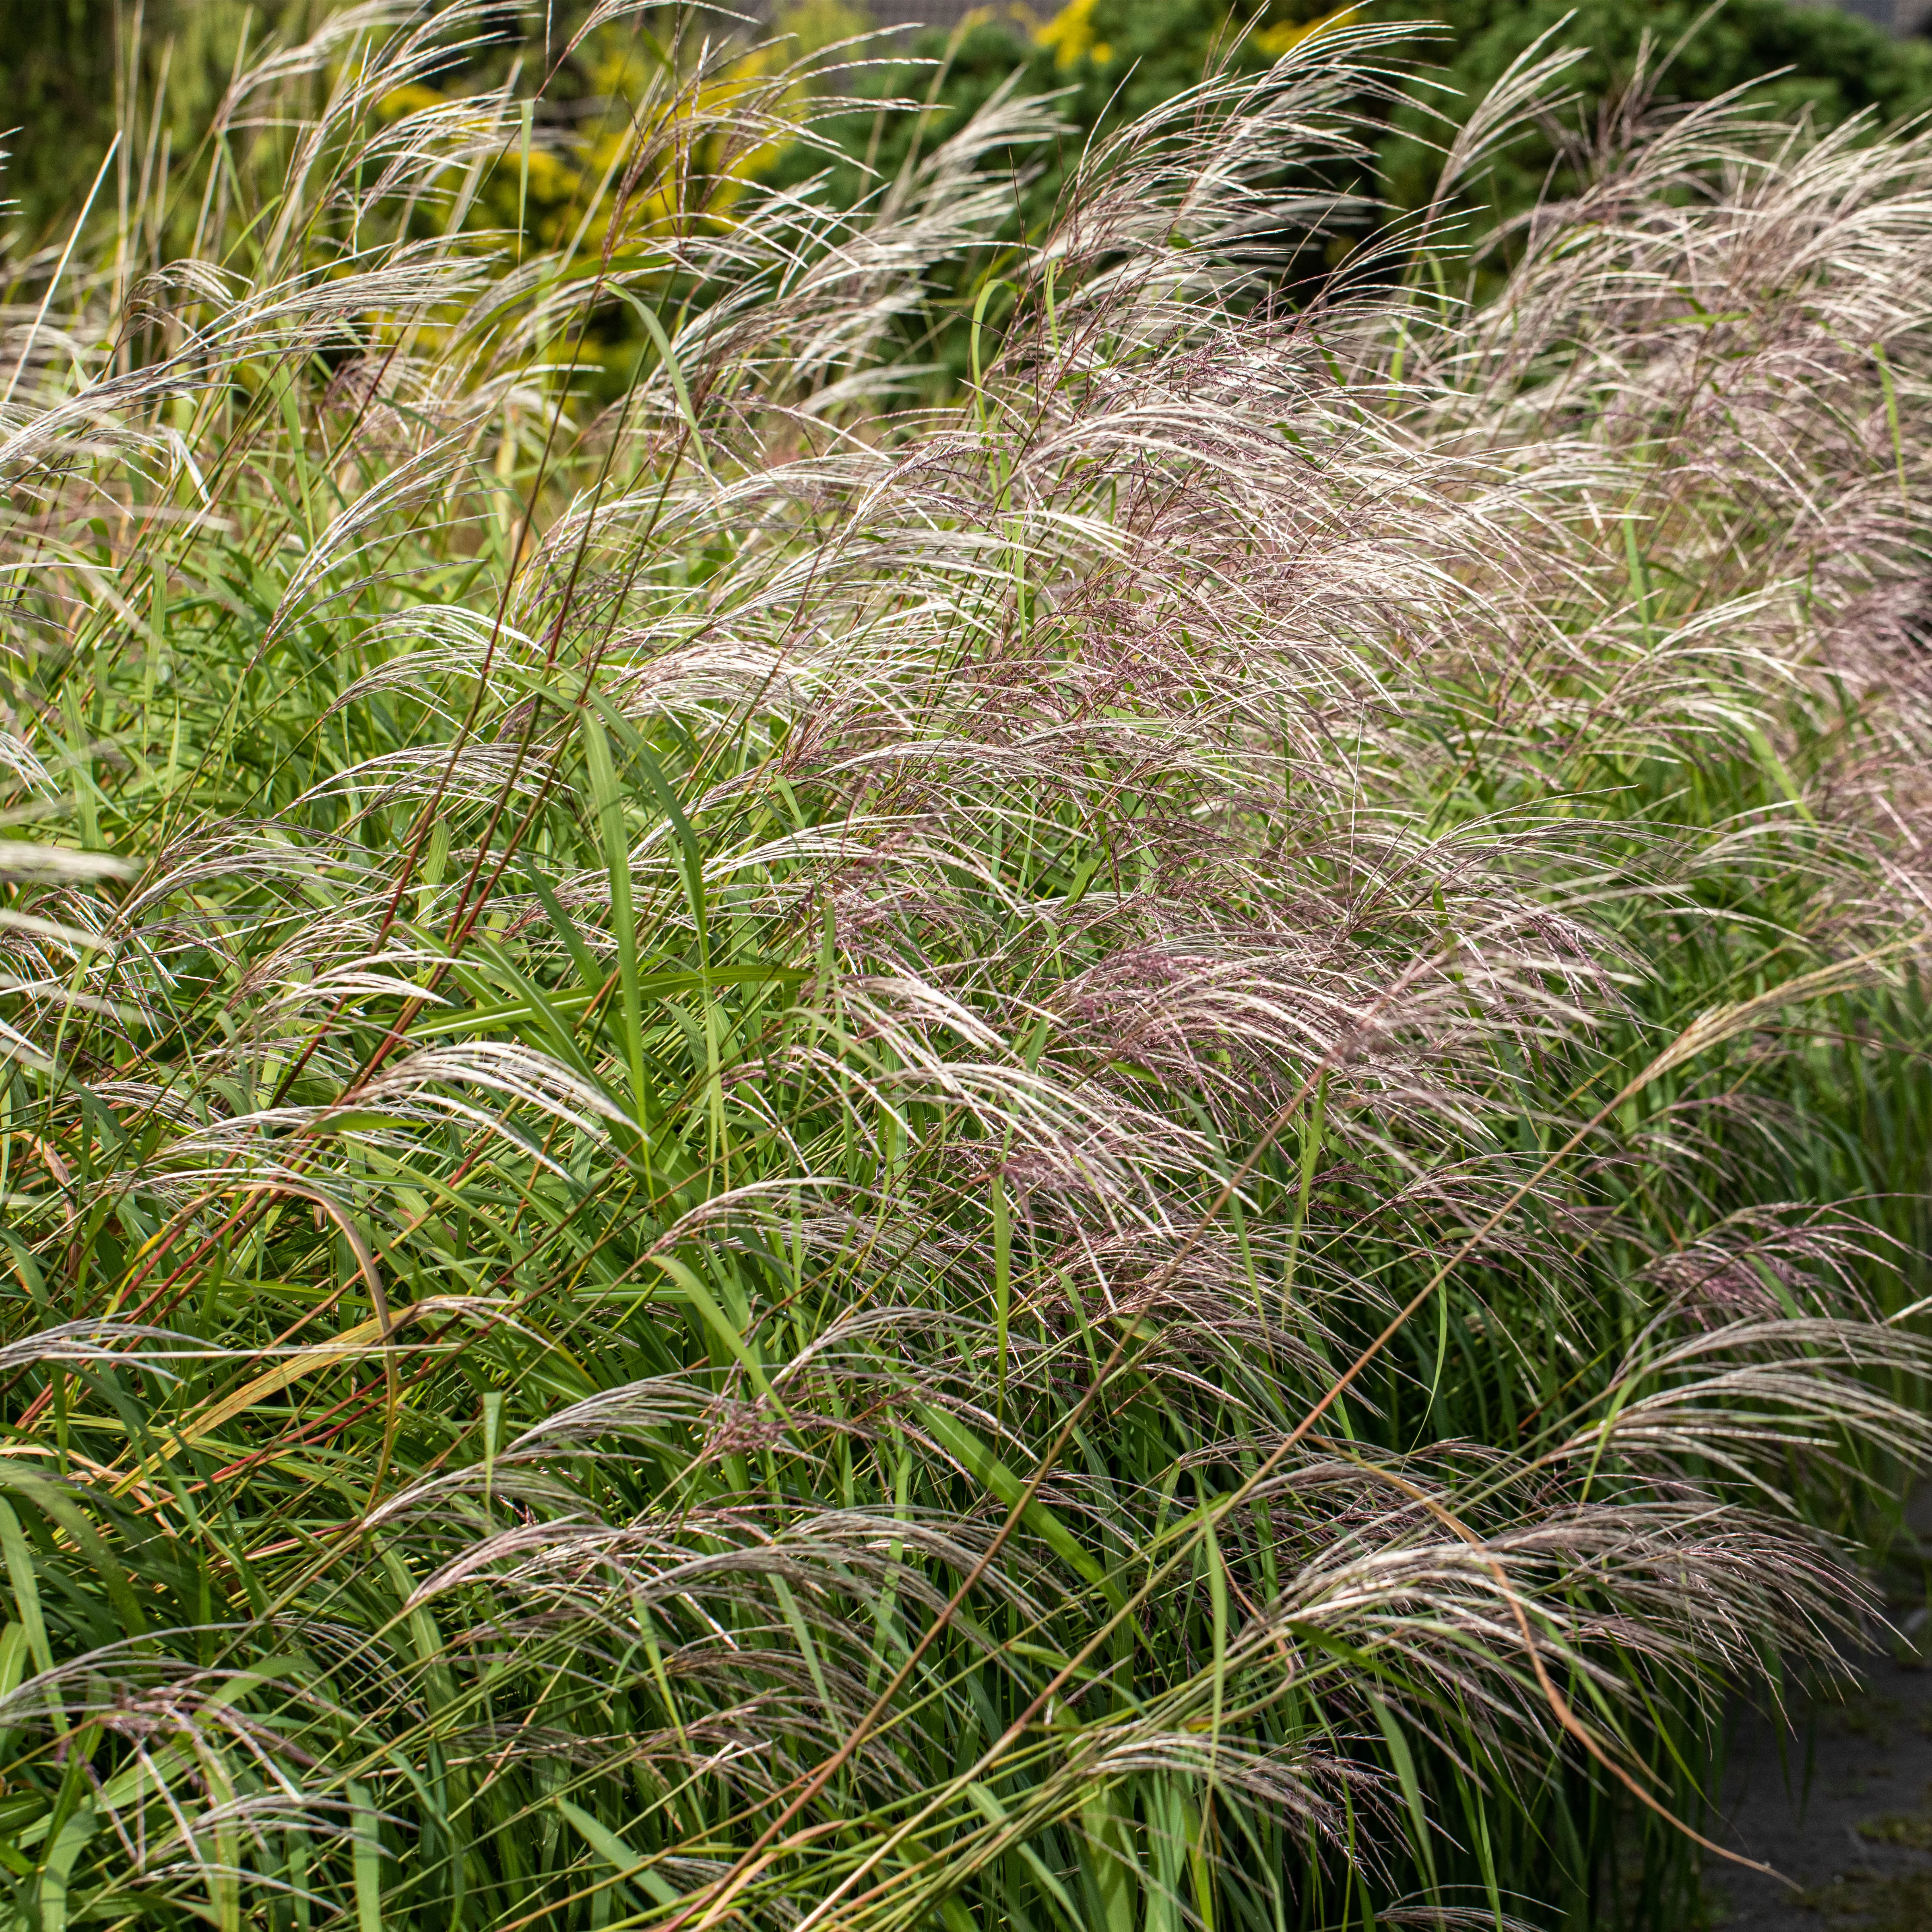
(1707, 1484), (1932, 1929)
(1708, 1645), (1932, 1930)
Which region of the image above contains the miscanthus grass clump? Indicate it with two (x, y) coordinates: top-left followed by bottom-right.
(3, 6), (1932, 1927)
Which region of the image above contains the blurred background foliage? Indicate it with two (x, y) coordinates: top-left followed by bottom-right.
(758, 0), (1932, 326)
(9, 0), (1932, 254)
(9, 0), (1932, 384)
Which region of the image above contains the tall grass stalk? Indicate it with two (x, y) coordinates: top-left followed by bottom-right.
(2, 7), (1932, 1927)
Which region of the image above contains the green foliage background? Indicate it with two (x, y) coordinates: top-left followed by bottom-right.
(12, 0), (1932, 251)
(779, 0), (1932, 237)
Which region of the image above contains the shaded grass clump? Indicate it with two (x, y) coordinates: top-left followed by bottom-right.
(4, 6), (1932, 1928)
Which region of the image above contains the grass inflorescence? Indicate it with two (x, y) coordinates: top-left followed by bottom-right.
(3, 6), (1932, 1928)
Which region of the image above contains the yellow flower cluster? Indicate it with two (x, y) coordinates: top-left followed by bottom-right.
(1034, 0), (1110, 72)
